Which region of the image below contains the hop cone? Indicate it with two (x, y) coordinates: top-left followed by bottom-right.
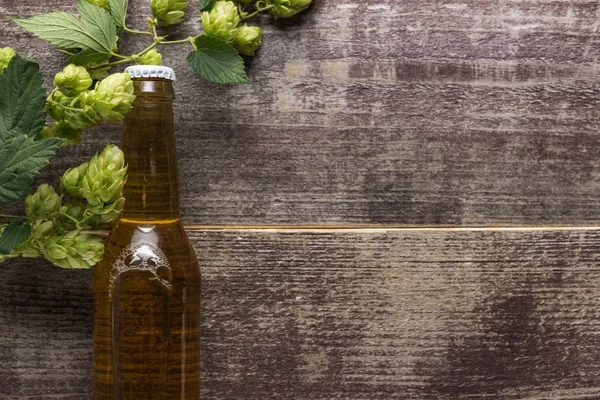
(40, 121), (83, 146)
(151, 0), (189, 26)
(60, 161), (89, 198)
(54, 198), (86, 233)
(80, 73), (136, 123)
(85, 0), (110, 9)
(269, 0), (312, 17)
(46, 90), (73, 122)
(140, 49), (163, 65)
(233, 25), (263, 56)
(0, 47), (15, 72)
(202, 1), (240, 42)
(54, 64), (93, 97)
(82, 144), (127, 207)
(42, 231), (104, 269)
(25, 184), (62, 220)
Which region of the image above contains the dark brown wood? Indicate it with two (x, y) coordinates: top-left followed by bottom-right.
(1, 0), (600, 225)
(1, 228), (600, 399)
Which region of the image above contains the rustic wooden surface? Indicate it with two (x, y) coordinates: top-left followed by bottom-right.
(1, 228), (600, 399)
(1, 0), (600, 225)
(1, 0), (600, 399)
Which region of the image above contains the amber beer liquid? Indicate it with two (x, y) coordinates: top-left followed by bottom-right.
(93, 67), (201, 399)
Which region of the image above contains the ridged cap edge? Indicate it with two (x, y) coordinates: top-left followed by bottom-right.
(124, 65), (176, 81)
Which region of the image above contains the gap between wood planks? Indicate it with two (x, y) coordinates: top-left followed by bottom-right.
(183, 225), (600, 232)
(85, 225), (600, 237)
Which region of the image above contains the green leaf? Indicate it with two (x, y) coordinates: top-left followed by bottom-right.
(187, 34), (251, 84)
(11, 0), (117, 55)
(0, 222), (32, 255)
(109, 0), (129, 27)
(68, 48), (111, 66)
(198, 0), (216, 11)
(0, 54), (63, 205)
(0, 136), (63, 204)
(77, 0), (118, 52)
(0, 54), (46, 141)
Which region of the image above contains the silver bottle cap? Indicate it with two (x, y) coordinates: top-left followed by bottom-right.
(124, 65), (176, 81)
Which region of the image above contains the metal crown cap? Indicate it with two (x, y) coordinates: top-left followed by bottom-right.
(124, 65), (176, 81)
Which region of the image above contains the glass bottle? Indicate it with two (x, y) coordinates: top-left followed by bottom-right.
(93, 66), (201, 400)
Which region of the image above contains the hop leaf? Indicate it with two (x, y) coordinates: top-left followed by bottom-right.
(82, 144), (127, 206)
(0, 47), (16, 73)
(269, 0), (312, 18)
(24, 184), (62, 220)
(232, 24), (262, 56)
(151, 0), (190, 26)
(139, 49), (163, 65)
(201, 0), (240, 42)
(54, 64), (93, 97)
(60, 161), (89, 198)
(42, 230), (104, 269)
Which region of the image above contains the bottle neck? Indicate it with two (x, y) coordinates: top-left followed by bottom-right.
(120, 79), (180, 222)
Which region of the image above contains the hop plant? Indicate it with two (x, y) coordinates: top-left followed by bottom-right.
(60, 161), (89, 198)
(0, 47), (15, 72)
(54, 64), (93, 97)
(17, 220), (55, 258)
(85, 0), (110, 9)
(80, 72), (136, 123)
(25, 184), (62, 220)
(139, 49), (163, 65)
(151, 0), (190, 26)
(54, 198), (86, 233)
(46, 90), (73, 121)
(233, 25), (263, 56)
(41, 121), (84, 146)
(82, 144), (128, 207)
(42, 231), (104, 269)
(202, 1), (241, 42)
(269, 0), (312, 18)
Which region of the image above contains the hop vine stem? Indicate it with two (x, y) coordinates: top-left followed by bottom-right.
(0, 214), (27, 220)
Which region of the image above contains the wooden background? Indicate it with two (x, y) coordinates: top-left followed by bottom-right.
(1, 0), (600, 398)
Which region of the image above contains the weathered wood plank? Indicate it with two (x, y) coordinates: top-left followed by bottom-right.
(1, 228), (600, 399)
(1, 0), (600, 225)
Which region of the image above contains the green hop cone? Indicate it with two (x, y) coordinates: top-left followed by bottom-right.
(233, 24), (263, 56)
(0, 47), (15, 72)
(16, 220), (55, 258)
(269, 0), (312, 17)
(54, 64), (93, 97)
(151, 0), (189, 26)
(84, 197), (125, 228)
(82, 144), (127, 207)
(40, 121), (84, 146)
(25, 184), (62, 220)
(85, 0), (110, 9)
(54, 198), (86, 233)
(140, 49), (163, 65)
(80, 73), (136, 123)
(42, 231), (104, 269)
(201, 0), (241, 42)
(46, 90), (74, 121)
(60, 161), (89, 198)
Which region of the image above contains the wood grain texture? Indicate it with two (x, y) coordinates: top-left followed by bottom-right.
(1, 228), (600, 399)
(1, 0), (600, 225)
